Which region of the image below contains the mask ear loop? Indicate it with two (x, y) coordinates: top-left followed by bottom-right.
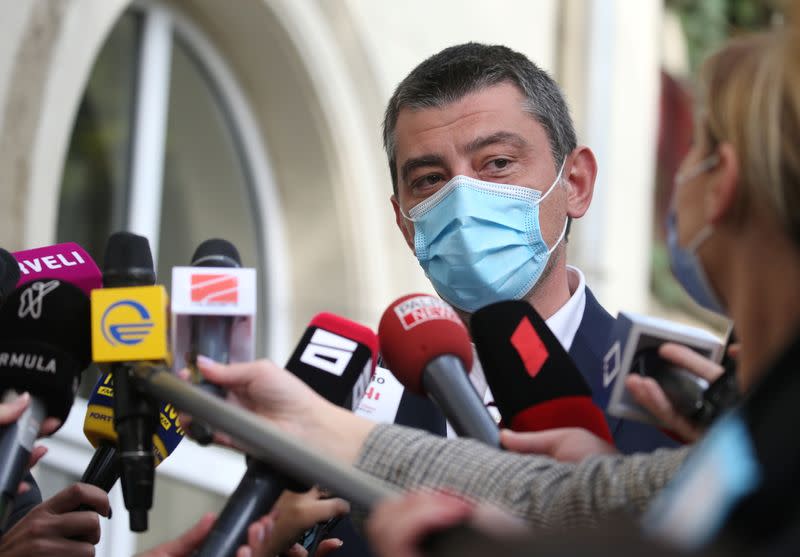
(539, 158), (569, 254)
(535, 158), (568, 206)
(547, 217), (569, 255)
(398, 203), (416, 223)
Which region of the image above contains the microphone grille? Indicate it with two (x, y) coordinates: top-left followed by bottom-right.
(0, 280), (92, 369)
(102, 232), (156, 287)
(0, 248), (20, 302)
(190, 239), (242, 268)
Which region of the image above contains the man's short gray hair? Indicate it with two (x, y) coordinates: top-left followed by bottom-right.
(383, 43), (577, 195)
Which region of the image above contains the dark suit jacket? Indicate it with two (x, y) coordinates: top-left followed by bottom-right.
(330, 287), (678, 555)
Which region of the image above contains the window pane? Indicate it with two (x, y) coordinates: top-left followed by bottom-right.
(56, 12), (140, 263)
(158, 35), (265, 355)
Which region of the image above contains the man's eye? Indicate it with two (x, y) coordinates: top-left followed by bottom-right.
(490, 158), (510, 169)
(413, 175), (442, 189)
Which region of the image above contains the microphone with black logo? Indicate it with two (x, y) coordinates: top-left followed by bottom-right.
(0, 280), (91, 529)
(170, 239), (253, 445)
(90, 231), (165, 531)
(196, 312), (378, 557)
(0, 249), (20, 308)
(604, 312), (725, 428)
(378, 294), (500, 446)
(80, 371), (184, 491)
(471, 301), (613, 442)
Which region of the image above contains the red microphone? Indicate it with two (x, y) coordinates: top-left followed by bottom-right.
(471, 301), (614, 443)
(379, 294), (499, 446)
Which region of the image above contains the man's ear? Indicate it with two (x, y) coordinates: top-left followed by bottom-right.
(707, 143), (740, 225)
(564, 146), (597, 219)
(391, 194), (416, 252)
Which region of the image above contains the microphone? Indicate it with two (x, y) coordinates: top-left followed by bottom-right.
(0, 249), (20, 308)
(90, 231), (165, 532)
(80, 371), (184, 491)
(12, 242), (102, 297)
(471, 301), (613, 442)
(378, 294), (499, 446)
(196, 312), (378, 557)
(603, 312), (724, 427)
(0, 280), (91, 528)
(173, 239), (245, 444)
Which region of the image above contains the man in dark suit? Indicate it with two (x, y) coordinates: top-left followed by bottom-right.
(325, 42), (677, 555)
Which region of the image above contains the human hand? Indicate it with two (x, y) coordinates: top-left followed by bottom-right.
(180, 357), (375, 464)
(179, 357), (326, 447)
(366, 492), (473, 557)
(366, 490), (525, 557)
(500, 427), (617, 462)
(257, 487), (349, 556)
(1, 392), (62, 496)
(0, 483), (110, 556)
(235, 511), (344, 557)
(135, 513), (216, 557)
(625, 342), (725, 442)
(0, 392), (62, 436)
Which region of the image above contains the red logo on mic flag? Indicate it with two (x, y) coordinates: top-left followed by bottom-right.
(190, 274), (238, 304)
(510, 317), (548, 378)
(393, 295), (461, 330)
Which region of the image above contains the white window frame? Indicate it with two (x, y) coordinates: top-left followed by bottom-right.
(39, 2), (291, 555)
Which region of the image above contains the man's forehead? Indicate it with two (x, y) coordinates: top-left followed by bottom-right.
(395, 82), (529, 136)
(394, 87), (545, 162)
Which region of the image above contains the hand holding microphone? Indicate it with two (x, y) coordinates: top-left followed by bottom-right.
(0, 483), (110, 557)
(0, 394), (56, 497)
(625, 342), (727, 443)
(0, 279), (92, 529)
(193, 312), (375, 557)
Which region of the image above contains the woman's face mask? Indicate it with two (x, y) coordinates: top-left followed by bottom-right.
(667, 153), (726, 315)
(401, 161), (568, 313)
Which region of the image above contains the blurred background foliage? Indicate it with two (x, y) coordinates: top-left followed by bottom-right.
(666, 0), (783, 70)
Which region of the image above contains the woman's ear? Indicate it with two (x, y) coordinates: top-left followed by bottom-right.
(707, 143), (740, 224)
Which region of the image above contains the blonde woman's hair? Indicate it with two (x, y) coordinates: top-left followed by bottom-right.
(698, 25), (800, 244)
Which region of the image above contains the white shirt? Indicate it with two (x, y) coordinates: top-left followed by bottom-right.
(355, 266), (588, 428)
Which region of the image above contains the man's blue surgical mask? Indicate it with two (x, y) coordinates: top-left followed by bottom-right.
(667, 154), (725, 315)
(402, 162), (568, 313)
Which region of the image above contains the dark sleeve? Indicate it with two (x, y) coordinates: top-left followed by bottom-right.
(1, 472), (42, 534)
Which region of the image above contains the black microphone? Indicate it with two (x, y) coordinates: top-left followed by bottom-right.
(0, 280), (91, 529)
(79, 370), (184, 492)
(471, 301), (614, 443)
(0, 249), (20, 308)
(102, 231), (158, 532)
(186, 239), (242, 444)
(378, 294), (500, 446)
(195, 313), (378, 557)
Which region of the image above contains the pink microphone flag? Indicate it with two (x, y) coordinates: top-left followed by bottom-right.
(14, 242), (102, 296)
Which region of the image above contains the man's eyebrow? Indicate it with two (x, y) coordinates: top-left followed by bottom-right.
(464, 131), (529, 153)
(400, 154), (446, 184)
